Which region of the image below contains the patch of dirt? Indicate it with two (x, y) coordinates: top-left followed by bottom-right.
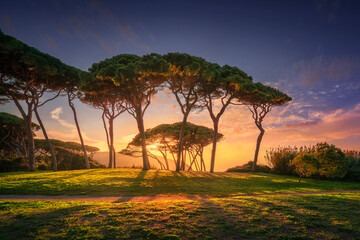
(0, 190), (359, 202)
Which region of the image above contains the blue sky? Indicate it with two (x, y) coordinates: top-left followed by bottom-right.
(1, 0), (360, 170)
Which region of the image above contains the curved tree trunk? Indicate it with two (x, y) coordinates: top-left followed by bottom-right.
(176, 111), (190, 171)
(136, 111), (150, 170)
(34, 107), (57, 171)
(252, 127), (265, 172)
(210, 119), (219, 173)
(67, 93), (90, 169)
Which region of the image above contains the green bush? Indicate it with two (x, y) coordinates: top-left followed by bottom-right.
(0, 156), (28, 172)
(344, 150), (360, 181)
(265, 146), (297, 174)
(314, 143), (347, 179)
(291, 152), (319, 181)
(227, 161), (271, 173)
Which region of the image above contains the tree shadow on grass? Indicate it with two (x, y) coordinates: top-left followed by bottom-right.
(216, 194), (360, 239)
(0, 203), (92, 240)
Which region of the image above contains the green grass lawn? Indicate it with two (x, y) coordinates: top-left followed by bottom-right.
(0, 168), (359, 196)
(0, 193), (359, 240)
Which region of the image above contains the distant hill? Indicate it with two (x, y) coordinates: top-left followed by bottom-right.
(93, 152), (185, 170)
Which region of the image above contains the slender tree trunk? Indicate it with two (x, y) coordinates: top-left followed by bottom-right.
(136, 111), (150, 170)
(67, 94), (90, 169)
(252, 127), (265, 172)
(34, 107), (57, 171)
(210, 119), (219, 173)
(101, 112), (112, 168)
(176, 111), (190, 171)
(113, 147), (116, 168)
(200, 148), (206, 171)
(109, 118), (114, 168)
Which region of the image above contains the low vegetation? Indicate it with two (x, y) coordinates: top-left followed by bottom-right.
(0, 192), (359, 239)
(0, 169), (359, 196)
(264, 143), (360, 181)
(227, 161), (271, 173)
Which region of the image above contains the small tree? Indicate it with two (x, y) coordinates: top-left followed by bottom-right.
(122, 122), (222, 171)
(292, 152), (319, 182)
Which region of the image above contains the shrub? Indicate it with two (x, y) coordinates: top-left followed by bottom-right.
(227, 161), (271, 173)
(314, 143), (347, 179)
(343, 150), (360, 181)
(265, 146), (297, 174)
(291, 152), (319, 182)
(0, 156), (28, 172)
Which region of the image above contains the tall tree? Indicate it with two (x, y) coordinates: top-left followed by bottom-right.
(0, 29), (90, 171)
(32, 90), (61, 171)
(199, 64), (255, 173)
(89, 53), (168, 170)
(63, 69), (91, 169)
(0, 29), (77, 171)
(163, 53), (211, 171)
(243, 83), (291, 172)
(81, 75), (126, 168)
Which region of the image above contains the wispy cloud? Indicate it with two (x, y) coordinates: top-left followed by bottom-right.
(50, 107), (75, 129)
(118, 22), (136, 42)
(290, 56), (360, 86)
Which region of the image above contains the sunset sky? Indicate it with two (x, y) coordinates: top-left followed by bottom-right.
(1, 0), (360, 171)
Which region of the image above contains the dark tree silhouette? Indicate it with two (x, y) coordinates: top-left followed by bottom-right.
(0, 30), (83, 171)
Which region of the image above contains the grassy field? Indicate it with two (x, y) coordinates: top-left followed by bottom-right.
(0, 193), (359, 239)
(0, 169), (359, 196)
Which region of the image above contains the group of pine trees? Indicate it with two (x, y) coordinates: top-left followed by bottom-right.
(0, 29), (291, 173)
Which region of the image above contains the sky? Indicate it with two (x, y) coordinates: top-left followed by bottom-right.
(1, 0), (360, 171)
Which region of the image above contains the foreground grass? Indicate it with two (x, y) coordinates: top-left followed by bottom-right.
(0, 193), (359, 240)
(0, 169), (359, 196)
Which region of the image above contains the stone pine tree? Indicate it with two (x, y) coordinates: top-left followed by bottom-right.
(163, 53), (213, 171)
(122, 122), (223, 171)
(61, 69), (91, 169)
(81, 74), (126, 168)
(0, 29), (82, 171)
(89, 53), (168, 170)
(243, 83), (291, 172)
(0, 112), (40, 159)
(199, 64), (255, 173)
